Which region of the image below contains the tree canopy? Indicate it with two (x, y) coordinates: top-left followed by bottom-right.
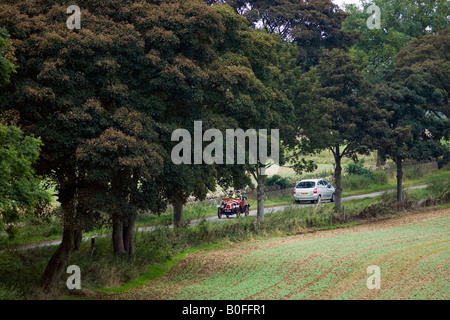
(342, 0), (450, 83)
(208, 0), (358, 70)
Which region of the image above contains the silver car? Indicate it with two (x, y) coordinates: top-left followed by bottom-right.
(294, 179), (335, 204)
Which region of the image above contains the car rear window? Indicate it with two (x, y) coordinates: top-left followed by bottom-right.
(296, 181), (316, 188)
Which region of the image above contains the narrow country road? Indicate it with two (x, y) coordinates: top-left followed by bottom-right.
(0, 185), (428, 254)
(187, 184), (428, 226)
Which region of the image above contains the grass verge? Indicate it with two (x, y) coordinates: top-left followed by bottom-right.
(96, 243), (223, 295)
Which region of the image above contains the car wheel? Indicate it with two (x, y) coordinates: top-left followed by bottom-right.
(331, 193), (335, 203)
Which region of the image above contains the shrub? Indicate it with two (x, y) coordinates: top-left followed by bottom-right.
(264, 175), (290, 188)
(345, 159), (372, 177)
(426, 176), (450, 202)
(343, 160), (389, 190)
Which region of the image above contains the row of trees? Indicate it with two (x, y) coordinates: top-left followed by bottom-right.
(0, 0), (448, 290)
(343, 0), (450, 199)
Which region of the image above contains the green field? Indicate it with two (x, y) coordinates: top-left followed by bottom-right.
(110, 208), (449, 300)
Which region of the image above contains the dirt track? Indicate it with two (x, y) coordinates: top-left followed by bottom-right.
(107, 206), (450, 300)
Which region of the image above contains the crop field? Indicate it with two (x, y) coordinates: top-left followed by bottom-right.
(109, 207), (450, 300)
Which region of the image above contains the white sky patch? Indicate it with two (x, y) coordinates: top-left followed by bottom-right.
(332, 0), (363, 9)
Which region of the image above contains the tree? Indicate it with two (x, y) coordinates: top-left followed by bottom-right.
(342, 0), (450, 84)
(393, 28), (450, 119)
(0, 0), (168, 288)
(316, 48), (387, 210)
(211, 6), (294, 223)
(162, 4), (295, 225)
(0, 3), (294, 292)
(375, 29), (450, 201)
(279, 43), (333, 174)
(342, 0), (450, 167)
(207, 1), (361, 216)
(129, 2), (242, 227)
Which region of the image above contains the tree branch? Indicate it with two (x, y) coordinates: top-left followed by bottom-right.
(341, 143), (353, 158)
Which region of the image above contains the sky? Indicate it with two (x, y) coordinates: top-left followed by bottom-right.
(332, 0), (363, 9)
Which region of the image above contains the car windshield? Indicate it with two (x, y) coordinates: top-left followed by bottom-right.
(296, 181), (315, 188)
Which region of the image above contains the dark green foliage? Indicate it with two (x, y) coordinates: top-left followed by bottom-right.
(0, 28), (15, 87)
(372, 29), (449, 200)
(264, 174), (290, 188)
(315, 48), (388, 209)
(208, 0), (358, 70)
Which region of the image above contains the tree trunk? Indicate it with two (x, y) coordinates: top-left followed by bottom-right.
(376, 150), (386, 167)
(41, 184), (78, 291)
(41, 226), (76, 290)
(112, 215), (126, 255)
(334, 146), (343, 211)
(110, 172), (136, 255)
(112, 214), (136, 255)
(256, 169), (265, 224)
(74, 229), (82, 251)
(173, 200), (184, 227)
(396, 156), (403, 202)
(123, 220), (135, 256)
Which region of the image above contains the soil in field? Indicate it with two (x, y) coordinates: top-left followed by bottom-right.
(106, 207), (450, 300)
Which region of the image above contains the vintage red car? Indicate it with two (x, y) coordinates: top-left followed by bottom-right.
(217, 196), (250, 219)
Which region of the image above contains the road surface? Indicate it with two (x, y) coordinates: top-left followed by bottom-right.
(0, 185), (428, 254)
